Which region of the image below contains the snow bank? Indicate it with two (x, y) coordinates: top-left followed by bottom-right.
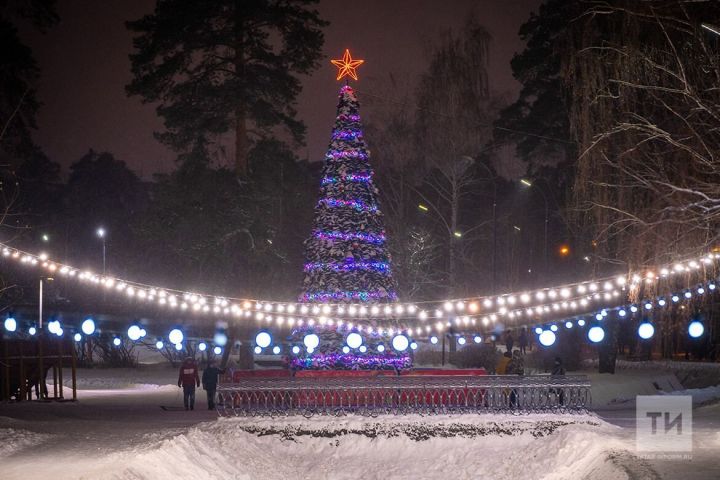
(6, 414), (654, 480)
(660, 384), (720, 406)
(62, 366), (177, 390)
(0, 428), (51, 458)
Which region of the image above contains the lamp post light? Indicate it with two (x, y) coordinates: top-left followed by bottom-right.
(469, 157), (498, 293)
(520, 178), (549, 275)
(96, 227), (106, 275)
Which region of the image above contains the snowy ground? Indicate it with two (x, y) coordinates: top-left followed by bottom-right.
(0, 366), (719, 479)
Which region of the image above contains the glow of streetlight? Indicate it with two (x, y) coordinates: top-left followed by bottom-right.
(520, 178), (532, 187)
(453, 231), (462, 238)
(418, 204), (428, 212)
(42, 234), (49, 242)
(96, 227), (106, 238)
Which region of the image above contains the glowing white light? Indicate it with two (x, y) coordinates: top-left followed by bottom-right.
(430, 336), (439, 344)
(168, 328), (183, 345)
(4, 317), (17, 332)
(127, 325), (142, 341)
(456, 337), (466, 346)
(272, 346), (281, 355)
(377, 344), (386, 353)
(392, 335), (409, 352)
(346, 332), (363, 349)
(638, 323), (655, 340)
(342, 346), (350, 354)
(174, 343), (182, 351)
(81, 318), (95, 335)
(156, 340), (164, 349)
(578, 319), (586, 327)
(213, 332), (228, 346)
(198, 342), (207, 352)
(28, 327), (37, 335)
(688, 321), (704, 338)
(684, 291), (692, 299)
(539, 330), (556, 346)
(565, 321), (573, 329)
(672, 295), (680, 303)
(213, 346), (222, 355)
(292, 345), (300, 355)
(74, 333), (82, 342)
(474, 335), (482, 343)
(550, 324), (558, 332)
(588, 326), (605, 343)
(534, 327), (543, 335)
(47, 320), (59, 335)
(630, 305), (638, 313)
(303, 333), (320, 350)
(595, 313), (603, 321)
(698, 287), (705, 295)
(113, 337), (122, 347)
(255, 331), (272, 348)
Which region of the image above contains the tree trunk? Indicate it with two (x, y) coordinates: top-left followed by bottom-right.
(234, 1), (248, 178)
(598, 317), (618, 374)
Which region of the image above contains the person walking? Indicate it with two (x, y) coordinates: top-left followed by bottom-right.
(506, 350), (524, 409)
(178, 356), (200, 411)
(518, 328), (528, 355)
(202, 360), (224, 410)
(504, 329), (514, 354)
(551, 357), (566, 406)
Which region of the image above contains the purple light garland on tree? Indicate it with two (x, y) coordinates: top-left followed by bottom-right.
(318, 198), (378, 212)
(300, 289), (398, 303)
(321, 173), (373, 185)
(304, 261), (390, 273)
(314, 230), (386, 245)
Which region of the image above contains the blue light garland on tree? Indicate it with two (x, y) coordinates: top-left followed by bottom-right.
(299, 84), (398, 303)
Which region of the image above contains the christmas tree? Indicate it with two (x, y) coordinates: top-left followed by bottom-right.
(299, 51), (397, 304)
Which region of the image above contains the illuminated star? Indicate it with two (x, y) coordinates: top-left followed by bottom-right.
(331, 49), (365, 81)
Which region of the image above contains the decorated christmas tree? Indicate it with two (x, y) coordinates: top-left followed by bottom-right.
(299, 50), (398, 304)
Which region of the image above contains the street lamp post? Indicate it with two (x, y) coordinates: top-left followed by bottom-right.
(520, 178), (549, 275)
(471, 158), (498, 293)
(96, 227), (106, 275)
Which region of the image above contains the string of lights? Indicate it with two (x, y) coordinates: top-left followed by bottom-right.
(1, 243), (718, 326)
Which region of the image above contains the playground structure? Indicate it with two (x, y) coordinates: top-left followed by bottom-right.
(0, 334), (77, 402)
(216, 370), (591, 416)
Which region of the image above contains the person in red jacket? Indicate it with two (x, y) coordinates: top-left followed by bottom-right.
(177, 356), (200, 410)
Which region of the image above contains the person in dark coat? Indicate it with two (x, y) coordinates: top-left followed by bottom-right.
(518, 328), (528, 355)
(178, 357), (200, 410)
(551, 357), (566, 406)
(504, 329), (514, 354)
(202, 360), (225, 410)
(506, 350), (524, 408)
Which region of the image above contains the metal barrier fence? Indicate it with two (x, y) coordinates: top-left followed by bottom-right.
(216, 375), (591, 416)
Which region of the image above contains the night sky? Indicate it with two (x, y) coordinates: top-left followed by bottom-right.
(27, 0), (542, 178)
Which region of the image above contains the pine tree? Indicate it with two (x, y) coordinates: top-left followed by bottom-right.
(300, 85), (397, 303)
(126, 0), (327, 177)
